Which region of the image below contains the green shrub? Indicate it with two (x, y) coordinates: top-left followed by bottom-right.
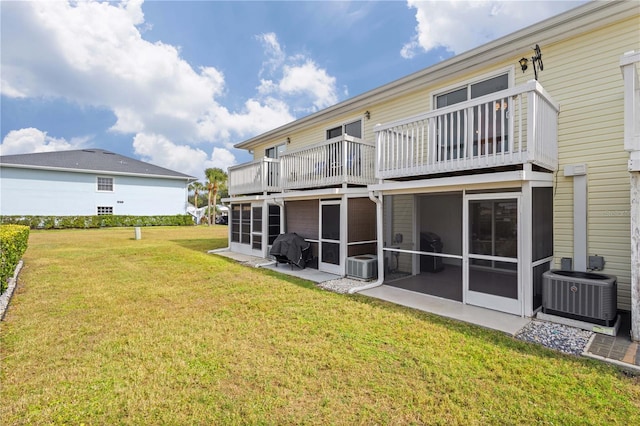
(0, 224), (30, 294)
(0, 215), (194, 230)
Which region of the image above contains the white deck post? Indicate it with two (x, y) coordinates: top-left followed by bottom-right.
(621, 51), (640, 341)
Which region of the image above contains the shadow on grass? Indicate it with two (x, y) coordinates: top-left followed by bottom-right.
(341, 292), (630, 371)
(170, 237), (228, 253)
(202, 249), (633, 376)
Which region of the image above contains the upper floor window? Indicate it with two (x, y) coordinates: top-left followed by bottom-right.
(265, 143), (286, 159)
(97, 177), (114, 192)
(435, 74), (508, 107)
(434, 73), (510, 160)
(326, 119), (362, 140)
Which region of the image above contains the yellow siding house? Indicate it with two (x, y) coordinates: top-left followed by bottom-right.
(225, 2), (640, 339)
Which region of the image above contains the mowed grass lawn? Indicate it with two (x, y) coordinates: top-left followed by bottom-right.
(1, 227), (638, 425)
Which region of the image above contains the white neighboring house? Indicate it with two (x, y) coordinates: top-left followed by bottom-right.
(0, 149), (195, 216)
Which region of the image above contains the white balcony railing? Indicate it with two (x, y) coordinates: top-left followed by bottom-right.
(280, 135), (376, 190)
(228, 136), (376, 195)
(228, 157), (280, 196)
(374, 80), (559, 179)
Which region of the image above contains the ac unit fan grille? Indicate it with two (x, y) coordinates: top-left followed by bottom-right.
(542, 270), (616, 327)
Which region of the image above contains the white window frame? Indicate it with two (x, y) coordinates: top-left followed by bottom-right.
(325, 117), (364, 140)
(97, 176), (114, 192)
(265, 143), (286, 159)
(97, 206), (113, 215)
(430, 66), (515, 110)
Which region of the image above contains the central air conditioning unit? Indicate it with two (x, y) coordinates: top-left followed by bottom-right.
(542, 270), (617, 326)
(346, 255), (377, 280)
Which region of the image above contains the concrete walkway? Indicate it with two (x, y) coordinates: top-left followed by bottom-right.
(359, 285), (530, 336)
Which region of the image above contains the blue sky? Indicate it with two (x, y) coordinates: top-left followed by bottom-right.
(1, 0), (586, 181)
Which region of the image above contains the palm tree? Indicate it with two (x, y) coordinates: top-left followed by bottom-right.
(204, 167), (228, 226)
(188, 181), (205, 209)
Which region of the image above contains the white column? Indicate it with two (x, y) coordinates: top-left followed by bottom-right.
(340, 194), (348, 276)
(631, 173), (640, 341)
(262, 199), (269, 258)
(521, 181), (533, 317)
(620, 51), (640, 341)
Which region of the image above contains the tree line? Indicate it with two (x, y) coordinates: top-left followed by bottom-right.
(188, 167), (228, 226)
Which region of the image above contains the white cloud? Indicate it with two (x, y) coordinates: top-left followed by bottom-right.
(256, 33), (340, 113)
(257, 32), (286, 76)
(279, 61), (338, 110)
(1, 0), (345, 176)
(132, 133), (236, 180)
(1, 1), (295, 147)
(0, 128), (86, 155)
(402, 0), (585, 58)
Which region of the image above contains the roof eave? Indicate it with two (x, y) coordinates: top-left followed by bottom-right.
(0, 163), (196, 181)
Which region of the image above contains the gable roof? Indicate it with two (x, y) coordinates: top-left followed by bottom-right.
(0, 149), (195, 181)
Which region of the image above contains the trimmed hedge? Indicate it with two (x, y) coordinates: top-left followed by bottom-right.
(0, 225), (30, 294)
(0, 215), (194, 230)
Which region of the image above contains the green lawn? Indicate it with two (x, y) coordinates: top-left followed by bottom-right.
(1, 226), (638, 425)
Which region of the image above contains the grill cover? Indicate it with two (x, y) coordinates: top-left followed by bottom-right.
(270, 233), (311, 268)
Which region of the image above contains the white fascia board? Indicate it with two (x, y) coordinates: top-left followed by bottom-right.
(371, 171), (553, 194)
(224, 187), (369, 203)
(221, 195), (265, 203)
(0, 163), (195, 181)
(235, 2), (635, 152)
(274, 187), (367, 201)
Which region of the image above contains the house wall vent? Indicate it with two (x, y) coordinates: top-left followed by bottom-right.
(542, 270), (617, 326)
(346, 255), (377, 280)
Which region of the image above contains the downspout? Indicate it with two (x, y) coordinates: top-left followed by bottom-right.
(349, 191), (385, 293)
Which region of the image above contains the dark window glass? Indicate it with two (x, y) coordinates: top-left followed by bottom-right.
(322, 204), (340, 240)
(344, 120), (362, 138)
(470, 74), (508, 99)
(436, 87), (467, 108)
(326, 126), (342, 139)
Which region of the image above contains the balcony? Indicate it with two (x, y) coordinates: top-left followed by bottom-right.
(228, 158), (280, 196)
(228, 136), (376, 196)
(281, 135), (376, 190)
(374, 80), (559, 180)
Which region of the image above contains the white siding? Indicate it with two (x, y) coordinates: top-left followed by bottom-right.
(0, 168), (189, 216)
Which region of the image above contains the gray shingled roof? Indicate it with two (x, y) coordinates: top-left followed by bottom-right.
(0, 149), (195, 180)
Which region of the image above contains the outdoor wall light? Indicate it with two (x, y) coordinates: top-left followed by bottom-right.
(364, 111), (370, 120)
(519, 44), (544, 80)
(286, 137), (291, 144)
(519, 57), (529, 73)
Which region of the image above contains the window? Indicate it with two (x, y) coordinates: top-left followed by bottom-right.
(265, 144), (284, 187)
(435, 74), (509, 160)
(268, 204), (281, 245)
(97, 206), (113, 215)
(324, 119), (363, 177)
(232, 203), (264, 249)
(326, 119), (362, 140)
(252, 206), (262, 250)
(97, 177), (114, 192)
(265, 143), (286, 159)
